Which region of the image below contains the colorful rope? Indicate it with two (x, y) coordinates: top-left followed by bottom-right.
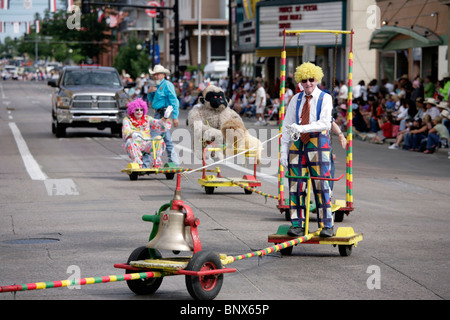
(0, 271), (163, 293)
(221, 232), (317, 265)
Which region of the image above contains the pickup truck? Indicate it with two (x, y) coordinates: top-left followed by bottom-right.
(48, 66), (134, 137)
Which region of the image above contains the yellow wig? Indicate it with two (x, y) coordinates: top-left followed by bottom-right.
(294, 62), (324, 83)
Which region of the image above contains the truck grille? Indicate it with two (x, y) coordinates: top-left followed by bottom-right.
(72, 95), (117, 109)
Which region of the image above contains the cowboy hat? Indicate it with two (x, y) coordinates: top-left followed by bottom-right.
(424, 97), (437, 106)
(149, 64), (171, 75)
(437, 101), (449, 110)
(441, 109), (450, 120)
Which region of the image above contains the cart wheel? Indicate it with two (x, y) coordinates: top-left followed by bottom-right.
(244, 188), (253, 194)
(334, 210), (345, 222)
(126, 246), (163, 295)
(280, 245), (293, 256)
(338, 244), (352, 257)
(205, 186), (214, 194)
(185, 250), (223, 300)
(284, 209), (291, 221)
(165, 173), (175, 180)
(129, 172), (138, 181)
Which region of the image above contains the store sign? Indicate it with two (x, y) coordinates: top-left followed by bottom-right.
(257, 1), (344, 49)
(193, 29), (229, 36)
(239, 20), (255, 47)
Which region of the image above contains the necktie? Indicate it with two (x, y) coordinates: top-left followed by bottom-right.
(300, 95), (312, 145)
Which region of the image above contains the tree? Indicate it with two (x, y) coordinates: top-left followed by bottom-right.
(113, 34), (151, 79)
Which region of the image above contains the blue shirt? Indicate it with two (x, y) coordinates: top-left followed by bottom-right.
(147, 79), (180, 119)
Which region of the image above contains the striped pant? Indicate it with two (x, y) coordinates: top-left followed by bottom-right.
(288, 131), (333, 229)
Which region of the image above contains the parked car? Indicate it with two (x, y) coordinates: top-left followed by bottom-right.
(1, 65), (18, 80)
(203, 60), (229, 85)
(48, 65), (133, 137)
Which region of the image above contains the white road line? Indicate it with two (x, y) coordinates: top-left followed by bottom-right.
(8, 122), (79, 196)
(0, 83), (5, 99)
(9, 122), (48, 181)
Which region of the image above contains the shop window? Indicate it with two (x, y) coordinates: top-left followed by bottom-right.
(211, 36), (226, 60)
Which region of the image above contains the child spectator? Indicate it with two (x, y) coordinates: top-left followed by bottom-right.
(371, 114), (393, 144)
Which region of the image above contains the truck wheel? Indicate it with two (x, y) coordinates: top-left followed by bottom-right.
(55, 122), (66, 138)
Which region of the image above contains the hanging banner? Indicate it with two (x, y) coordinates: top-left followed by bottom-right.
(24, 0), (32, 10)
(1, 0), (10, 10)
(13, 22), (19, 34)
(49, 0), (57, 12)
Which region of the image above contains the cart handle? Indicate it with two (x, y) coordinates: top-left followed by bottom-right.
(285, 173), (344, 181)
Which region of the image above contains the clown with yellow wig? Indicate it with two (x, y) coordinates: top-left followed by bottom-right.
(281, 62), (334, 238)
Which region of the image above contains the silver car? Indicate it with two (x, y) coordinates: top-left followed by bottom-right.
(48, 66), (133, 137)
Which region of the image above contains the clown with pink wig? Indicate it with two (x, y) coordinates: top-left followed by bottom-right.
(122, 98), (172, 168)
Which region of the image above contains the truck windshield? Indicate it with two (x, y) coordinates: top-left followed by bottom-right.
(63, 70), (122, 88)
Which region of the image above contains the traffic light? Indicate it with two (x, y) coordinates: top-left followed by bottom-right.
(180, 38), (186, 55)
(169, 39), (175, 55)
(156, 11), (164, 26)
(81, 0), (90, 14)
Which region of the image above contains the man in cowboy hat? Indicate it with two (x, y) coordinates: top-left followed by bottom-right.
(424, 97), (440, 120)
(147, 64), (180, 166)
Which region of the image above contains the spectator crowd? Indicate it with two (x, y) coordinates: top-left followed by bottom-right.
(333, 74), (450, 155)
(123, 68), (450, 157)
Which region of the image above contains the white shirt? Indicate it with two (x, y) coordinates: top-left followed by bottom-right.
(425, 106), (441, 120)
(285, 88), (293, 106)
(281, 86), (332, 154)
(256, 86), (266, 107)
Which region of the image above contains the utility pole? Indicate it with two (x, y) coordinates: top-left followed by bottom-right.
(227, 0), (233, 97)
(174, 0), (180, 80)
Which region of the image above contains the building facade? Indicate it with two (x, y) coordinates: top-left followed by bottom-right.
(370, 0), (449, 83)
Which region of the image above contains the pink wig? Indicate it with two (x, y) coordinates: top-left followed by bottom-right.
(127, 98), (148, 116)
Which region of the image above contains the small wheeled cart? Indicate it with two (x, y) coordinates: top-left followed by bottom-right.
(114, 174), (236, 300)
(121, 162), (187, 181)
(198, 146), (261, 194)
(268, 175), (363, 256)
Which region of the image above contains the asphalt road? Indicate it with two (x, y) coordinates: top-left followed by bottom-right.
(0, 81), (448, 307)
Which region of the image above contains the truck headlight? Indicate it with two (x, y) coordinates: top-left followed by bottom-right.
(57, 97), (71, 108)
(118, 98), (128, 109)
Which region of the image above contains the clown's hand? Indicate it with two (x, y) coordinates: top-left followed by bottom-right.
(132, 132), (143, 140)
(164, 106), (173, 119)
(287, 124), (304, 141)
(288, 123), (304, 134)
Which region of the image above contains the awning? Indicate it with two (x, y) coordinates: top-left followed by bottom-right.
(369, 25), (443, 50)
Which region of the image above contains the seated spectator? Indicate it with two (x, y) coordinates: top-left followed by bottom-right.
(385, 94), (396, 111)
(371, 114), (394, 144)
(370, 98), (386, 132)
(388, 117), (421, 150)
(362, 96), (375, 130)
(441, 109), (450, 134)
(266, 98), (280, 121)
(424, 98), (441, 120)
(423, 116), (450, 153)
(354, 102), (369, 134)
(392, 98), (410, 131)
(181, 90), (193, 109)
(409, 115), (432, 151)
(229, 89), (242, 113)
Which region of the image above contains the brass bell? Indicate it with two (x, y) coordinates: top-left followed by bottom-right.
(146, 209), (194, 252)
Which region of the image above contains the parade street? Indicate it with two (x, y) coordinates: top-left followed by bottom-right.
(0, 81), (449, 303)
